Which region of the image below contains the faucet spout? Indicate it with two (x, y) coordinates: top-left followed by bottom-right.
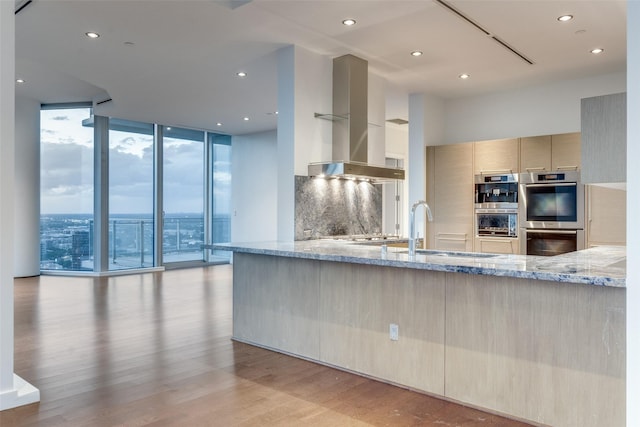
(409, 200), (433, 257)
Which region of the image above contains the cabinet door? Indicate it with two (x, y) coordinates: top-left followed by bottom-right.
(586, 185), (626, 247)
(432, 144), (473, 251)
(520, 136), (551, 172)
(551, 132), (581, 171)
(474, 237), (520, 254)
(474, 138), (519, 175)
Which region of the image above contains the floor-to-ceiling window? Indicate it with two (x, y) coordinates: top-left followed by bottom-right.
(40, 106), (94, 271)
(162, 127), (205, 264)
(108, 119), (155, 270)
(210, 133), (232, 262)
(40, 109), (231, 273)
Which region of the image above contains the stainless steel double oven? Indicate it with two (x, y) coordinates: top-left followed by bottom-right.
(474, 173), (519, 239)
(519, 171), (584, 256)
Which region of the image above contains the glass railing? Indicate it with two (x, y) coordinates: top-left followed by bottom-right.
(40, 215), (231, 271)
(162, 216), (204, 263)
(110, 218), (154, 270)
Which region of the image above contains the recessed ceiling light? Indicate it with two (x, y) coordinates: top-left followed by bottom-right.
(16, 79), (25, 84)
(166, 127), (172, 131)
(590, 48), (604, 54)
(216, 122), (222, 127)
(557, 15), (573, 22)
(459, 73), (470, 79)
(410, 51), (423, 57)
(342, 18), (356, 26)
(243, 117), (249, 121)
(237, 71), (247, 78)
(85, 32), (100, 39)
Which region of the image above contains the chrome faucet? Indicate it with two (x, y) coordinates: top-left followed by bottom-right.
(409, 200), (433, 257)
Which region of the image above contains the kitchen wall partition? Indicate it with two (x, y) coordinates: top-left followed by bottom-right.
(40, 105), (232, 274)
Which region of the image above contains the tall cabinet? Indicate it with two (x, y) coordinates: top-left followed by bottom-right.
(426, 143), (473, 252)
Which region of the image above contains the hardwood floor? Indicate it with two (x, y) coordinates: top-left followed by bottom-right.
(2, 266), (532, 426)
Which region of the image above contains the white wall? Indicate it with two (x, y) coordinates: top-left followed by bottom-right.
(231, 130), (278, 243)
(14, 96), (40, 277)
(627, 1), (639, 423)
(444, 71), (626, 144)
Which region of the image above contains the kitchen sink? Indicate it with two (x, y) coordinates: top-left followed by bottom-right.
(400, 249), (499, 258)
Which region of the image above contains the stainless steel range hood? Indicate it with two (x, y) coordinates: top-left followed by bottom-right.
(308, 54), (405, 182)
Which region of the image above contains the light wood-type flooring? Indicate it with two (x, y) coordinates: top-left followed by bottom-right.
(1, 265), (532, 426)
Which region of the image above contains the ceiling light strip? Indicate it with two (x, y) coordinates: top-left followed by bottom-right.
(491, 36), (534, 65)
(433, 0), (534, 65)
(433, 0), (490, 36)
(15, 0), (32, 15)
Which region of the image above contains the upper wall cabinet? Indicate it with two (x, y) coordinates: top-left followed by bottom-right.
(520, 135), (551, 172)
(520, 133), (581, 173)
(473, 138), (519, 175)
(581, 92), (626, 183)
(551, 132), (581, 171)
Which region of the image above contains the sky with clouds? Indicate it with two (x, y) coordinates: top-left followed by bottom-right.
(40, 108), (231, 215)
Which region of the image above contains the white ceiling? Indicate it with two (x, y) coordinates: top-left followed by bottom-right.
(14, 0), (627, 135)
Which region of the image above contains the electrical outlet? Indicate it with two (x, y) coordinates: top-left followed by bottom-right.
(389, 323), (399, 341)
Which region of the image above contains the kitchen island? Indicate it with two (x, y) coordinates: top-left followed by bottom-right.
(212, 241), (625, 427)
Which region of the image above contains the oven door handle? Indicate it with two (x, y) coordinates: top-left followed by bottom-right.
(526, 229), (577, 235)
(525, 183), (577, 188)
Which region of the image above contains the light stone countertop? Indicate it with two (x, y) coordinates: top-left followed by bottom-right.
(211, 240), (626, 288)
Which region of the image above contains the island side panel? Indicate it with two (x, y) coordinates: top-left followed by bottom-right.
(232, 253), (321, 359)
(445, 273), (625, 427)
(318, 261), (446, 395)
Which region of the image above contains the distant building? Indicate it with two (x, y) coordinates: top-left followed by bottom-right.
(71, 231), (90, 270)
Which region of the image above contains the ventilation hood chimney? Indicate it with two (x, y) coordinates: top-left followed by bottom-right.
(308, 54), (405, 182)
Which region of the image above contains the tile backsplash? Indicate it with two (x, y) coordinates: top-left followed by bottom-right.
(295, 175), (382, 240)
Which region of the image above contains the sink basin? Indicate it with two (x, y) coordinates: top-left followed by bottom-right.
(400, 249), (499, 258)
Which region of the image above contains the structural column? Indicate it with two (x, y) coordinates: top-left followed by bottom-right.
(14, 96), (41, 277)
(276, 45), (331, 242)
(407, 93), (444, 239)
(0, 0), (40, 410)
(627, 2), (640, 423)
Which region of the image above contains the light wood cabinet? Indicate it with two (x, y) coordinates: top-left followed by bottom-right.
(519, 133), (580, 173)
(474, 237), (520, 254)
(551, 132), (581, 171)
(520, 135), (551, 172)
(473, 138), (519, 175)
(581, 92), (626, 183)
(586, 185), (626, 247)
(426, 144), (473, 251)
